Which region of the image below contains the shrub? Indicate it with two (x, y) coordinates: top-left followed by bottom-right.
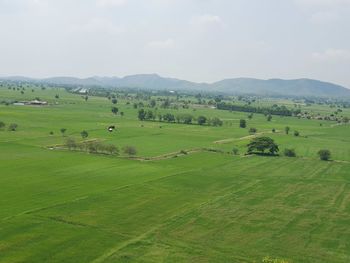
(239, 119), (246, 128)
(294, 130), (300, 137)
(8, 123), (18, 131)
(284, 148), (296, 157)
(81, 130), (89, 139)
(0, 121), (5, 130)
(123, 145), (137, 156)
(318, 149), (331, 161)
(232, 147), (239, 155)
(65, 138), (77, 150)
(249, 127), (257, 134)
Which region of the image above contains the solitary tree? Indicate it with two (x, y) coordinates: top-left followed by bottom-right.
(60, 128), (67, 136)
(318, 149), (331, 161)
(111, 98), (117, 104)
(123, 145), (137, 156)
(285, 126), (290, 134)
(284, 148), (296, 157)
(247, 136), (279, 155)
(111, 107), (119, 115)
(232, 147), (239, 155)
(267, 115), (272, 121)
(240, 119), (247, 128)
(249, 127), (257, 134)
(8, 123), (18, 131)
(81, 130), (89, 139)
(0, 121), (5, 130)
(294, 130), (300, 137)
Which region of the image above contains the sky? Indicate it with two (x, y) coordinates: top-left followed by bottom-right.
(0, 0), (350, 88)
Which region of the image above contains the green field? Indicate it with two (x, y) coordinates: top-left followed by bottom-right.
(1, 87), (350, 262)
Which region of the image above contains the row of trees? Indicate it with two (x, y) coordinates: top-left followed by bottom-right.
(0, 121), (18, 131)
(245, 136), (331, 160)
(217, 102), (301, 117)
(64, 138), (137, 156)
(138, 109), (223, 126)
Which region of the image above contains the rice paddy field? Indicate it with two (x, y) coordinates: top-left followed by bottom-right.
(1, 86), (350, 262)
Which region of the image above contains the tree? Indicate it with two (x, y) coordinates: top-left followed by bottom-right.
(55, 94), (59, 99)
(272, 128), (276, 133)
(267, 115), (272, 121)
(84, 96), (88, 101)
(284, 148), (296, 157)
(111, 98), (117, 104)
(49, 131), (54, 135)
(197, 116), (207, 125)
(81, 130), (89, 139)
(247, 136), (279, 155)
(239, 119), (247, 128)
(232, 147), (239, 155)
(150, 99), (156, 108)
(0, 121), (5, 130)
(60, 128), (67, 136)
(285, 126), (290, 134)
(8, 123), (18, 131)
(294, 130), (300, 137)
(210, 117), (223, 127)
(318, 149), (331, 161)
(105, 144), (119, 155)
(138, 109), (146, 121)
(163, 113), (175, 122)
(111, 107), (119, 115)
(249, 127), (257, 134)
(120, 112), (124, 117)
(65, 138), (77, 150)
(123, 145), (137, 156)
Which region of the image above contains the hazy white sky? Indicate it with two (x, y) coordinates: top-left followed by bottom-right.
(0, 0), (349, 87)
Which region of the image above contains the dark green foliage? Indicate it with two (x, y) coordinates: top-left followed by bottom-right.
(0, 121), (5, 130)
(197, 116), (207, 125)
(60, 128), (66, 136)
(209, 117), (223, 127)
(8, 123), (18, 131)
(81, 130), (89, 139)
(111, 98), (117, 104)
(249, 127), (257, 134)
(232, 147), (239, 155)
(111, 107), (119, 115)
(285, 126), (290, 134)
(267, 115), (272, 121)
(318, 149), (331, 161)
(123, 145), (137, 155)
(247, 137), (279, 155)
(284, 148), (296, 157)
(239, 119), (247, 128)
(138, 109), (146, 120)
(294, 130), (300, 137)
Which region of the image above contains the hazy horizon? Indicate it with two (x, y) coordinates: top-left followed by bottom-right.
(1, 0), (350, 87)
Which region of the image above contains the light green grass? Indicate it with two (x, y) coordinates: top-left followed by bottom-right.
(1, 87), (350, 262)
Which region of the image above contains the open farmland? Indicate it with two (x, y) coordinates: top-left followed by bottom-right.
(1, 86), (350, 262)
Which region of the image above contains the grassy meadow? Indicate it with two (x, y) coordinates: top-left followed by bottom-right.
(1, 86), (350, 262)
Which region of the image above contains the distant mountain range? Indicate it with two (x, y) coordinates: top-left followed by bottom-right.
(1, 74), (350, 97)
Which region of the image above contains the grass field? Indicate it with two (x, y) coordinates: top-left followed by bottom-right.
(1, 87), (350, 262)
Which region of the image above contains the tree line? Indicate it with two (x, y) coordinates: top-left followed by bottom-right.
(64, 138), (137, 156)
(137, 109), (223, 126)
(217, 102), (301, 117)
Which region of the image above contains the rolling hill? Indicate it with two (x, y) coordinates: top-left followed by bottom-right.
(1, 74), (350, 97)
